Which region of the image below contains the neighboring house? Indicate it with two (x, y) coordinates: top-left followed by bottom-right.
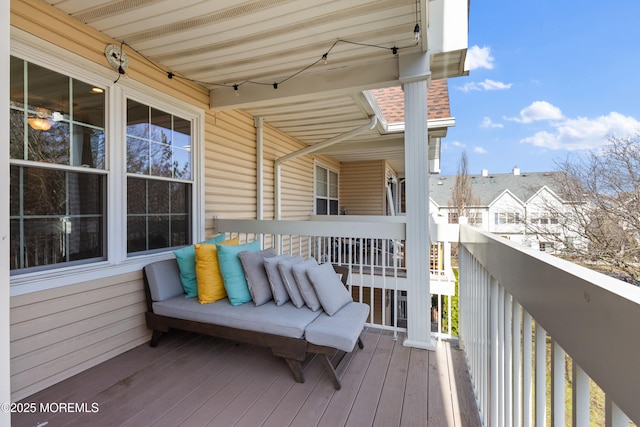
(3, 0), (469, 403)
(429, 167), (582, 252)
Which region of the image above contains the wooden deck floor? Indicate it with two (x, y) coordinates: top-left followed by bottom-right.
(13, 329), (481, 427)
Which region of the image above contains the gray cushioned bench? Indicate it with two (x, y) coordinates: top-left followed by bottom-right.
(143, 258), (369, 389)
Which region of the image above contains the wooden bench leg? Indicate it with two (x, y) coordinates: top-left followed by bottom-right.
(320, 354), (342, 390)
(284, 358), (305, 383)
(149, 330), (164, 347)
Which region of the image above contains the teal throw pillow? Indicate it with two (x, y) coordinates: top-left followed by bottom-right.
(216, 240), (261, 306)
(173, 233), (226, 298)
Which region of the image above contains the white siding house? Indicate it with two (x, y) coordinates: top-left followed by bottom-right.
(430, 168), (582, 252)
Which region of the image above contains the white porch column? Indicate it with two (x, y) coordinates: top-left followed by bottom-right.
(400, 53), (434, 350)
(1, 0), (11, 419)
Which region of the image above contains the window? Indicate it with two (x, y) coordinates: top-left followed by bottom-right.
(494, 211), (521, 225)
(315, 165), (339, 215)
(10, 57), (106, 272)
(539, 242), (554, 252)
(448, 212), (459, 224)
(530, 212), (559, 225)
(468, 212), (483, 226)
(9, 53), (198, 278)
(126, 99), (192, 254)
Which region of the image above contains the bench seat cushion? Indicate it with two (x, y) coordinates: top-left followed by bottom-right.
(153, 297), (321, 339)
(305, 302), (369, 352)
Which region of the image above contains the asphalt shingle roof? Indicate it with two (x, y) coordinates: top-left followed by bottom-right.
(370, 79), (451, 124)
(429, 171), (561, 207)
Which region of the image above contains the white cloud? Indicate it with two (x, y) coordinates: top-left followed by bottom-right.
(480, 116), (503, 128)
(443, 140), (466, 150)
(466, 45), (494, 70)
(520, 112), (640, 150)
(458, 79), (512, 92)
(506, 101), (564, 123)
(474, 146), (488, 154)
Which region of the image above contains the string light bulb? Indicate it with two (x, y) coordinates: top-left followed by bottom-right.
(321, 53), (328, 65)
(413, 23), (421, 42)
(233, 84), (240, 96)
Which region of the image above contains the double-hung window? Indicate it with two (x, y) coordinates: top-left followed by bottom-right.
(315, 164), (339, 215)
(10, 57), (106, 272)
(126, 99), (192, 254)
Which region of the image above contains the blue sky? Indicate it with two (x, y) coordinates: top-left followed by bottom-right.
(441, 1), (640, 175)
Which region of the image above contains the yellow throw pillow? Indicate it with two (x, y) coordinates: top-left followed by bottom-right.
(195, 237), (239, 304)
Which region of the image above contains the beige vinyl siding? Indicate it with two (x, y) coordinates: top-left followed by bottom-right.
(340, 160), (386, 215)
(10, 272), (147, 400)
(204, 110), (323, 236)
(204, 110), (258, 237)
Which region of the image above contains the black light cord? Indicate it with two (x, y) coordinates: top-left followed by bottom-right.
(113, 41), (126, 84)
(116, 37), (419, 91)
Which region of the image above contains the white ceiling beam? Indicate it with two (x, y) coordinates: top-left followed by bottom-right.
(210, 58), (399, 110)
(315, 138), (404, 155)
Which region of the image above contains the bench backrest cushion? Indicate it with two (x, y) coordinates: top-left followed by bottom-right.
(306, 262), (353, 316)
(145, 259), (184, 302)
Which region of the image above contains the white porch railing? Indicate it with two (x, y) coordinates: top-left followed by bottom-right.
(213, 217), (454, 339)
(458, 224), (640, 426)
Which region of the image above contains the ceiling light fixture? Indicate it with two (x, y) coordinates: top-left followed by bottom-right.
(27, 107), (58, 131)
(27, 117), (53, 131)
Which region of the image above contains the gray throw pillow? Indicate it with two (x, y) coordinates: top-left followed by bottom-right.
(238, 248), (277, 306)
(292, 258), (321, 311)
(264, 254), (293, 306)
(277, 256), (305, 308)
(306, 263), (353, 316)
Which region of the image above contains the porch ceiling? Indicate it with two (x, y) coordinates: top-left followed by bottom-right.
(45, 0), (468, 173)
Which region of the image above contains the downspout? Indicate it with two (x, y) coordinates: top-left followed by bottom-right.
(254, 116), (264, 220)
(274, 115), (377, 220)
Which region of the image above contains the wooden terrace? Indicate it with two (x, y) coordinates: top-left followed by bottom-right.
(13, 328), (480, 427)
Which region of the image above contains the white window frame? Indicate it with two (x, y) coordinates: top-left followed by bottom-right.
(494, 211), (521, 225)
(9, 33), (204, 296)
(314, 162), (339, 215)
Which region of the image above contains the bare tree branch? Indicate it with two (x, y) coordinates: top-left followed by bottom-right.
(525, 136), (640, 281)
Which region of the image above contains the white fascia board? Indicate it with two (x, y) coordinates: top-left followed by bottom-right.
(427, 0), (469, 55)
(381, 117), (456, 135)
